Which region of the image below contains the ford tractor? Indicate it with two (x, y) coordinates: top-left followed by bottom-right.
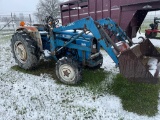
(11, 16), (160, 84)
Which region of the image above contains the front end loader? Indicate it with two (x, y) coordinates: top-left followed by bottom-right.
(11, 16), (160, 84)
(98, 18), (160, 83)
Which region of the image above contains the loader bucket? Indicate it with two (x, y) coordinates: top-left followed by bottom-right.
(119, 39), (160, 84)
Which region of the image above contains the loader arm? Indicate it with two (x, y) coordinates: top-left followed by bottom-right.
(97, 18), (133, 45)
(53, 17), (120, 65)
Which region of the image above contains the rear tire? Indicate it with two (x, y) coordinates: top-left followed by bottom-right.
(56, 57), (82, 85)
(11, 32), (41, 69)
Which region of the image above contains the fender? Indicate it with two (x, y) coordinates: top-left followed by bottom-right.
(16, 26), (43, 51)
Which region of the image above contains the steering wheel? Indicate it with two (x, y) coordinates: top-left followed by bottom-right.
(45, 16), (53, 24)
(45, 16), (59, 27)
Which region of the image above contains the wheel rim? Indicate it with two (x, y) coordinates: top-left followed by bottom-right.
(59, 64), (76, 82)
(14, 41), (27, 63)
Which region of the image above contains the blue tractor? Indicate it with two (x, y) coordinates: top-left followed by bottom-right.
(11, 16), (160, 84)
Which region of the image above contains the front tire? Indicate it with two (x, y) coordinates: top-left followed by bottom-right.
(56, 57), (82, 85)
(11, 32), (41, 69)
